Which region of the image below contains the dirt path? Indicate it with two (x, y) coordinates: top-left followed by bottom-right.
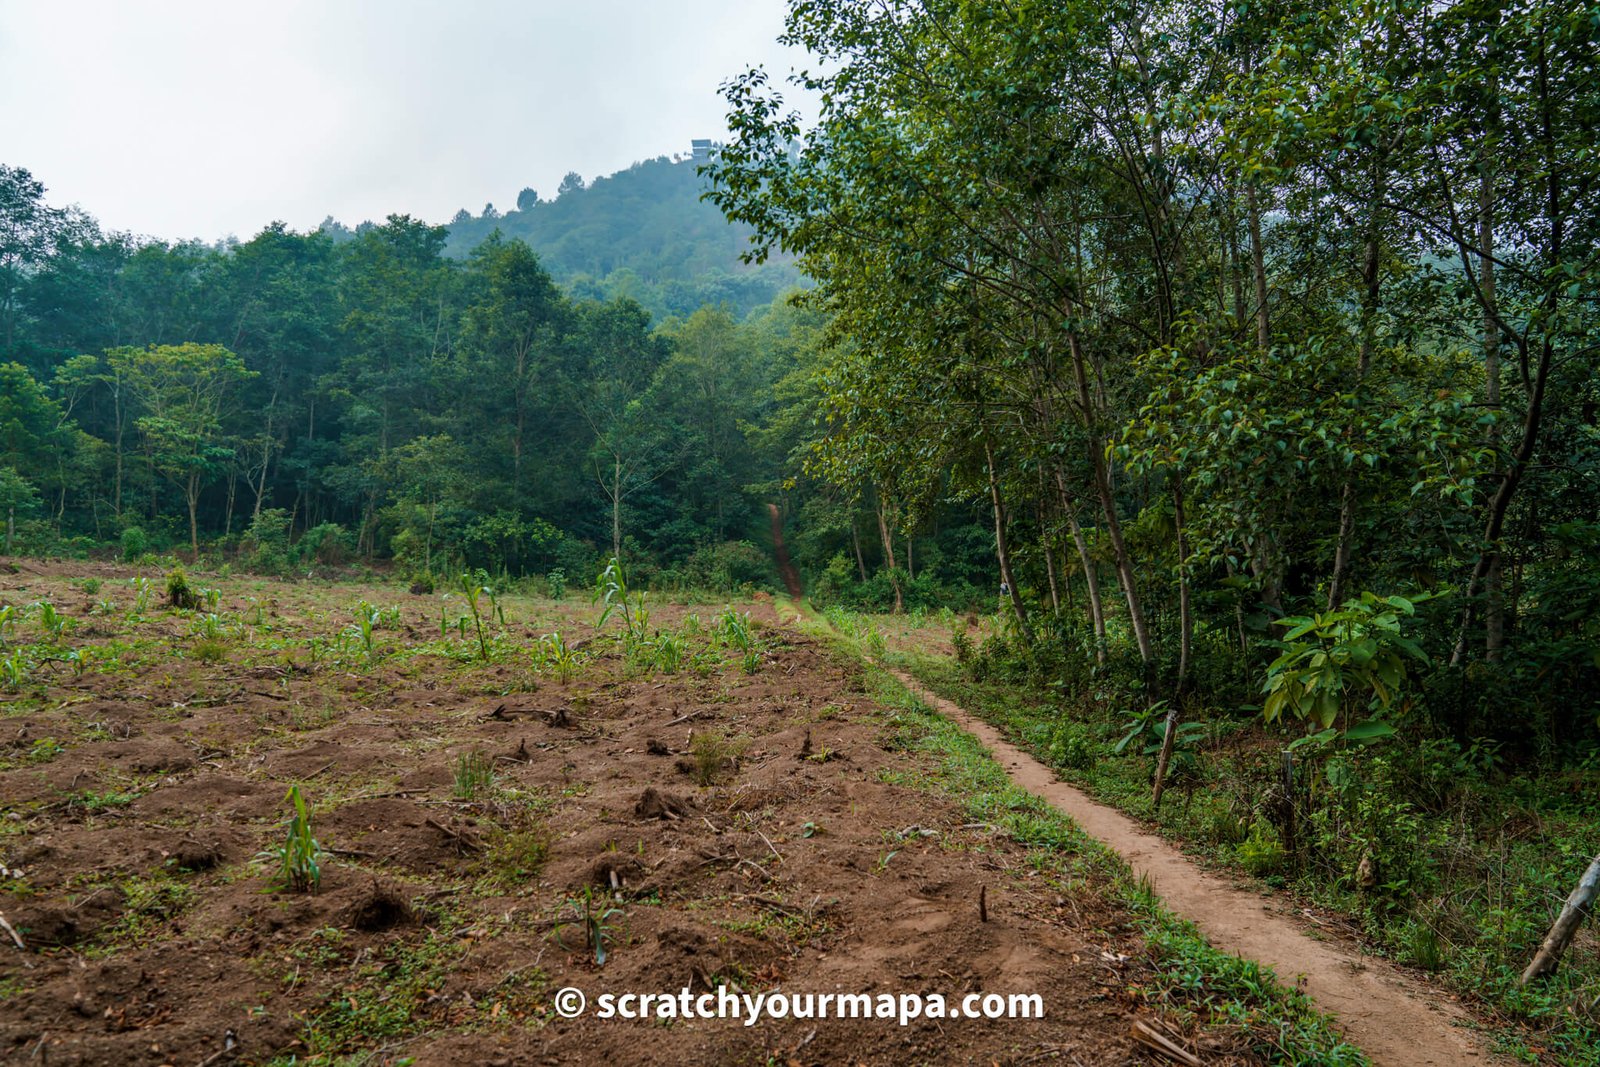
(889, 669), (1508, 1067)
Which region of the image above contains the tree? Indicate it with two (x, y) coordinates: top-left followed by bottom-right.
(573, 298), (674, 559)
(0, 165), (75, 354)
(515, 187), (539, 212)
(112, 343), (255, 556)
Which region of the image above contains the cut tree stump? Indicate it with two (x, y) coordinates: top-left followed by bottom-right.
(1521, 851), (1600, 985)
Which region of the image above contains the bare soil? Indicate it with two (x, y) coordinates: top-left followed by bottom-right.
(2, 564), (1297, 1066)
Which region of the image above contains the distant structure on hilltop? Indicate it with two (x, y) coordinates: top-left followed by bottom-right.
(691, 139), (717, 162)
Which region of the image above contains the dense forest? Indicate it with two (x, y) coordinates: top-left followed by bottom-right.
(0, 154), (995, 604)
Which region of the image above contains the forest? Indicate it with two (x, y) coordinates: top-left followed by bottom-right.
(0, 153), (997, 604)
(0, 0), (1598, 1060)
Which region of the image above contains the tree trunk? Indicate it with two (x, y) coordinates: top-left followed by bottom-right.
(611, 455), (623, 561)
(1054, 469), (1106, 661)
(186, 475), (201, 560)
(851, 517), (868, 581)
(984, 440), (1031, 641)
(1328, 161), (1386, 609)
(1152, 479), (1193, 809)
(1246, 182), (1269, 354)
(1521, 853), (1600, 985)
(873, 495), (904, 614)
(1479, 124), (1504, 661)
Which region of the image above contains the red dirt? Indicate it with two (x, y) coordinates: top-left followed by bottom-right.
(0, 565), (1307, 1066)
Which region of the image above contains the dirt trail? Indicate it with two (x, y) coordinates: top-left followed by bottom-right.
(890, 669), (1508, 1067)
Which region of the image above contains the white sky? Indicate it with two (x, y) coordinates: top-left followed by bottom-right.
(0, 0), (810, 242)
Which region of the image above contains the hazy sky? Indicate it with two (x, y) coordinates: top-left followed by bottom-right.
(0, 0), (809, 242)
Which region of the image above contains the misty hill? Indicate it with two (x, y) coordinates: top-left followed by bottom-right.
(439, 154), (802, 319)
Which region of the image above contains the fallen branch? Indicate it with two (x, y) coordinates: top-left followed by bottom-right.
(1130, 1020), (1199, 1066)
(1522, 851), (1600, 985)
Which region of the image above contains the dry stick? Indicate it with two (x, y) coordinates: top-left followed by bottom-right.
(0, 909), (25, 949)
(978, 885), (988, 923)
(664, 709), (704, 727)
(194, 1029), (238, 1067)
(1129, 1020), (1200, 1066)
(756, 830), (782, 861)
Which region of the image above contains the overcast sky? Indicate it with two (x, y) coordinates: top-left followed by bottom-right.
(0, 0), (809, 242)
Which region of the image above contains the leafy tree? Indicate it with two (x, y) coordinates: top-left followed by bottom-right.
(112, 343), (255, 556)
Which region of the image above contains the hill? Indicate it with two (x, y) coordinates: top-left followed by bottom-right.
(438, 153), (803, 319)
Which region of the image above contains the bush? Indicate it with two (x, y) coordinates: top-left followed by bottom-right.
(120, 527), (148, 562)
(242, 508), (292, 574)
(298, 523), (350, 566)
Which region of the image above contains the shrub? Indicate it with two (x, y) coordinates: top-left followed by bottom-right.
(165, 568), (200, 611)
(119, 526), (148, 562)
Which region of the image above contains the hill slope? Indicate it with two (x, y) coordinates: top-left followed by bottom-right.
(441, 153), (802, 318)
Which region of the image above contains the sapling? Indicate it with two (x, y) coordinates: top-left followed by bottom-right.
(458, 576), (491, 660)
(554, 885), (624, 965)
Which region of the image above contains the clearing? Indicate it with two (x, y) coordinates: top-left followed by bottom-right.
(2, 563), (1355, 1065)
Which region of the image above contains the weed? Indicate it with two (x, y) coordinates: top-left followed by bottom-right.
(166, 568), (200, 611)
(453, 749), (495, 800)
(79, 578), (101, 595)
(688, 730), (747, 786)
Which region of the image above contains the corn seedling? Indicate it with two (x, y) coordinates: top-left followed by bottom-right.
(33, 601), (66, 641)
(453, 750), (495, 799)
(1, 650), (29, 691)
(653, 632), (683, 674)
(742, 649), (761, 675)
(94, 597), (118, 616)
(594, 557), (648, 641)
(554, 885), (624, 966)
(539, 631), (583, 683)
(191, 613), (227, 640)
(458, 576), (491, 660)
(260, 784), (323, 893)
(0, 605), (13, 647)
(202, 587), (222, 610)
(717, 608), (753, 652)
(131, 577), (152, 614)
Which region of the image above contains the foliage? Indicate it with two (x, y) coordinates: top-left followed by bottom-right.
(1264, 593), (1432, 734)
